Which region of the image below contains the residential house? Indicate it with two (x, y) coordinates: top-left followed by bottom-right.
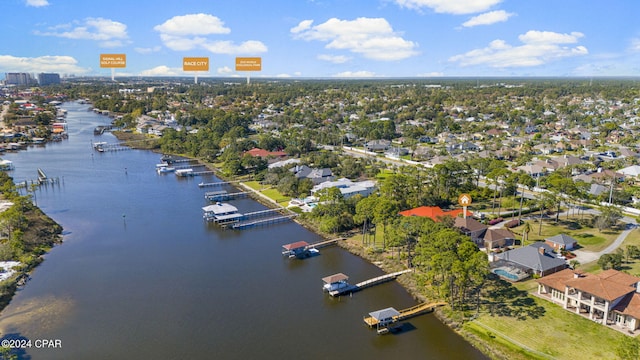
(399, 206), (471, 222)
(537, 269), (640, 332)
(268, 158), (301, 169)
(517, 163), (549, 179)
(291, 165), (334, 185)
(618, 165), (640, 181)
(494, 242), (566, 277)
(545, 234), (578, 251)
(533, 143), (556, 155)
(484, 228), (515, 250)
(422, 155), (450, 168)
(364, 139), (391, 152)
(384, 147), (409, 159)
(454, 217), (487, 245)
(310, 178), (376, 199)
(245, 148), (287, 159)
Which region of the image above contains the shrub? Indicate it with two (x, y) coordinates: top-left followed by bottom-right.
(504, 219), (522, 228)
(488, 217), (504, 226)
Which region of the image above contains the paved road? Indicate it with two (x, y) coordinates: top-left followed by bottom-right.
(337, 145), (640, 266)
(572, 216), (637, 264)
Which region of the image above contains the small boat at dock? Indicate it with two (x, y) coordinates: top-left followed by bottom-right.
(157, 166), (175, 174)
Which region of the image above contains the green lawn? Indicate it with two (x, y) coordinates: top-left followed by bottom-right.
(243, 180), (263, 191)
(241, 181), (290, 205)
(512, 215), (620, 252)
(467, 296), (626, 360)
(260, 188), (290, 205)
(375, 169), (395, 180)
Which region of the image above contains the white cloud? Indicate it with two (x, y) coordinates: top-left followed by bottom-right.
(418, 71), (444, 77)
(317, 54), (351, 63)
(291, 17), (418, 61)
(154, 14), (267, 55)
(201, 40), (267, 55)
(139, 66), (183, 76)
(135, 46), (162, 54)
(518, 30), (583, 44)
(462, 10), (513, 27)
(153, 14), (230, 36)
(26, 0), (49, 7)
(217, 66), (233, 74)
(629, 38), (640, 52)
(0, 54), (88, 74)
(290, 20), (313, 34)
(34, 17), (129, 47)
(449, 30), (588, 68)
(332, 70), (378, 78)
(275, 73), (292, 78)
(395, 0), (502, 15)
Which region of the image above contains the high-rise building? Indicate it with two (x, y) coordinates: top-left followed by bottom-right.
(4, 72), (35, 86)
(38, 73), (61, 86)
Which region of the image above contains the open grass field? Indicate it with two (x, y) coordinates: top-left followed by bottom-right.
(466, 297), (626, 360)
(512, 214), (620, 252)
(242, 181), (291, 205)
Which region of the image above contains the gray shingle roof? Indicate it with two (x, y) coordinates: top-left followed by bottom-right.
(546, 234), (578, 246)
(497, 242), (566, 273)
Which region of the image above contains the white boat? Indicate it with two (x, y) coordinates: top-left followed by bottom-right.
(175, 168), (193, 177)
(157, 166), (175, 174)
(0, 159), (14, 171)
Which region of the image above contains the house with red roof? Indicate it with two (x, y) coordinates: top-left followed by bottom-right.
(399, 206), (471, 222)
(245, 148), (287, 159)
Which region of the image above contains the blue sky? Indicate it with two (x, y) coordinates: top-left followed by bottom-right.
(2, 0), (639, 78)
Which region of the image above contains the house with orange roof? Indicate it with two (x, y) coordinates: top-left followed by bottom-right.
(245, 148), (287, 159)
(399, 206), (471, 222)
(537, 269), (640, 333)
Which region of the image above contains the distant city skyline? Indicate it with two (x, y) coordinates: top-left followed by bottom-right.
(1, 0), (639, 79)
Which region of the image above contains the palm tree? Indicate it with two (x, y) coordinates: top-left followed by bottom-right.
(517, 172), (535, 222)
(521, 221), (531, 247)
(537, 191), (556, 236)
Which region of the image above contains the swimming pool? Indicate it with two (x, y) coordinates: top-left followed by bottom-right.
(492, 267), (524, 281)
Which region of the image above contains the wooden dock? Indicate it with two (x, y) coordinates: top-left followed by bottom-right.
(363, 302), (447, 327)
(205, 191), (249, 202)
(328, 269), (413, 297)
(191, 170), (215, 176)
(198, 180), (242, 188)
(231, 214), (297, 229)
(306, 238), (345, 250)
(93, 142), (131, 152)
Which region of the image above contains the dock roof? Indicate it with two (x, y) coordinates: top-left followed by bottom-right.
(322, 273), (348, 284)
(202, 203), (238, 215)
(282, 241), (309, 250)
(368, 307), (400, 321)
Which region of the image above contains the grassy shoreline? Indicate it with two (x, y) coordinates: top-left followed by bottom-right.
(112, 133), (506, 358)
(115, 132), (638, 359)
(0, 193), (63, 315)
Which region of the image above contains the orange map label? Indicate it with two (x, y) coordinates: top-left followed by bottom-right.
(100, 54), (126, 68)
(183, 57), (209, 71)
(235, 57), (262, 71)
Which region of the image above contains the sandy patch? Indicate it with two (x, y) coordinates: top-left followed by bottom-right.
(0, 295), (74, 335)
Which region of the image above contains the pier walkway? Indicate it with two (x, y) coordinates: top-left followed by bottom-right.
(198, 180), (243, 188)
(363, 301), (447, 328)
(307, 238), (344, 250)
(231, 214), (297, 229)
(205, 191), (249, 202)
(328, 269), (412, 297)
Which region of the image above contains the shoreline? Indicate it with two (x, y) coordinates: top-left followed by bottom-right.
(112, 135), (498, 358)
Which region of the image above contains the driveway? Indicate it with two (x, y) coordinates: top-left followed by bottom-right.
(572, 216), (637, 265)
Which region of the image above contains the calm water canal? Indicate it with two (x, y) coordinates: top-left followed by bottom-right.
(0, 102), (487, 359)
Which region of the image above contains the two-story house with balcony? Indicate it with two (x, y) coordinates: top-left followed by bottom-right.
(537, 269), (640, 333)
